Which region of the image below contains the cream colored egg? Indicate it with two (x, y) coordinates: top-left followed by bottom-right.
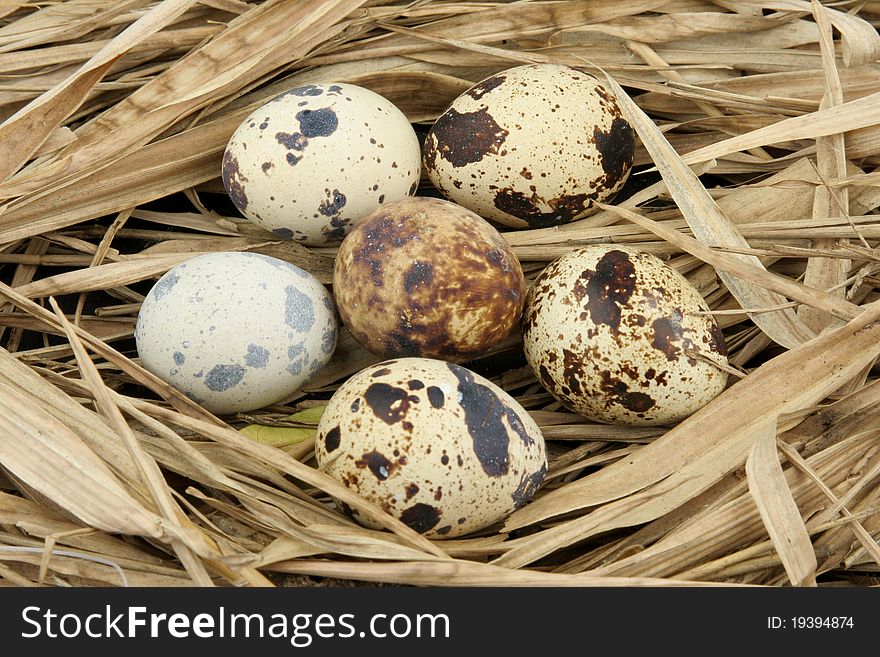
(223, 83), (421, 245)
(423, 63), (635, 229)
(522, 245), (728, 426)
(135, 252), (338, 415)
(314, 358), (547, 538)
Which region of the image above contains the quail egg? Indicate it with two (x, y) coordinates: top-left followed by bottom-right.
(222, 82), (421, 245)
(135, 252), (338, 414)
(333, 196), (525, 362)
(423, 63), (635, 229)
(315, 357), (547, 538)
(522, 245), (728, 425)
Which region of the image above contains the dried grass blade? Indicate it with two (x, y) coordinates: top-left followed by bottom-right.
(0, 0), (200, 182)
(330, 1), (669, 61)
(580, 10), (789, 44)
(343, 70), (472, 122)
(0, 281), (220, 424)
(0, 0), (148, 49)
(48, 298), (218, 583)
(0, 0), (39, 23)
(602, 73), (817, 348)
(0, 560), (39, 586)
(281, 524), (449, 563)
(269, 559), (744, 587)
(679, 90), (880, 167)
(776, 441), (880, 568)
(800, 0), (851, 334)
(129, 400), (450, 560)
(516, 431), (871, 579)
(745, 427), (817, 586)
(0, 0), (367, 201)
(0, 381), (194, 545)
(738, 0), (880, 67)
(0, 548), (192, 586)
(596, 427), (877, 581)
(0, 491), (178, 569)
(241, 537), (324, 568)
(596, 203), (860, 323)
(0, 26), (220, 74)
(110, 392), (256, 497)
(12, 253), (195, 300)
(0, 133), (222, 246)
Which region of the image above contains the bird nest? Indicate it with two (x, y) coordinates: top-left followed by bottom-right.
(1, 0), (880, 587)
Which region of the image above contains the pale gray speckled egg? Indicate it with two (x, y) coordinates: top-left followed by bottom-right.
(423, 63), (635, 229)
(522, 245), (728, 426)
(135, 252), (338, 415)
(314, 358), (547, 538)
(223, 82), (421, 245)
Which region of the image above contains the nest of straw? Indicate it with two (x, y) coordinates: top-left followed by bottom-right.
(1, 0), (880, 588)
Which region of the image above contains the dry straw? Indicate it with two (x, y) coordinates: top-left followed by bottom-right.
(0, 0), (879, 587)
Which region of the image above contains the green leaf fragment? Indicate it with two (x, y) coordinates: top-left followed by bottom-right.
(285, 405), (327, 426)
(239, 424), (315, 448)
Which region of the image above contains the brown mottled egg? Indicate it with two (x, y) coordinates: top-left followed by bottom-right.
(222, 82), (421, 245)
(423, 63), (635, 229)
(315, 357), (547, 538)
(332, 196), (525, 361)
(522, 245), (728, 426)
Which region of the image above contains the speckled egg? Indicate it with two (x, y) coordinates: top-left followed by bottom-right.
(333, 196), (525, 362)
(135, 252), (338, 415)
(315, 358), (547, 538)
(222, 82), (421, 245)
(522, 245), (728, 426)
(423, 63), (635, 229)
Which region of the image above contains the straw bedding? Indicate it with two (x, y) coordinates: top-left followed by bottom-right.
(1, 0), (880, 587)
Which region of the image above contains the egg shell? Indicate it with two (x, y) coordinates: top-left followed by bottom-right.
(333, 196), (526, 361)
(522, 245), (728, 426)
(135, 252), (338, 414)
(423, 63), (635, 229)
(314, 357), (547, 538)
(222, 82), (421, 245)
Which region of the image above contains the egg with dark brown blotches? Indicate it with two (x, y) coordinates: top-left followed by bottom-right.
(222, 82), (421, 245)
(332, 196), (525, 362)
(423, 63), (635, 229)
(522, 245), (728, 426)
(315, 357), (547, 538)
